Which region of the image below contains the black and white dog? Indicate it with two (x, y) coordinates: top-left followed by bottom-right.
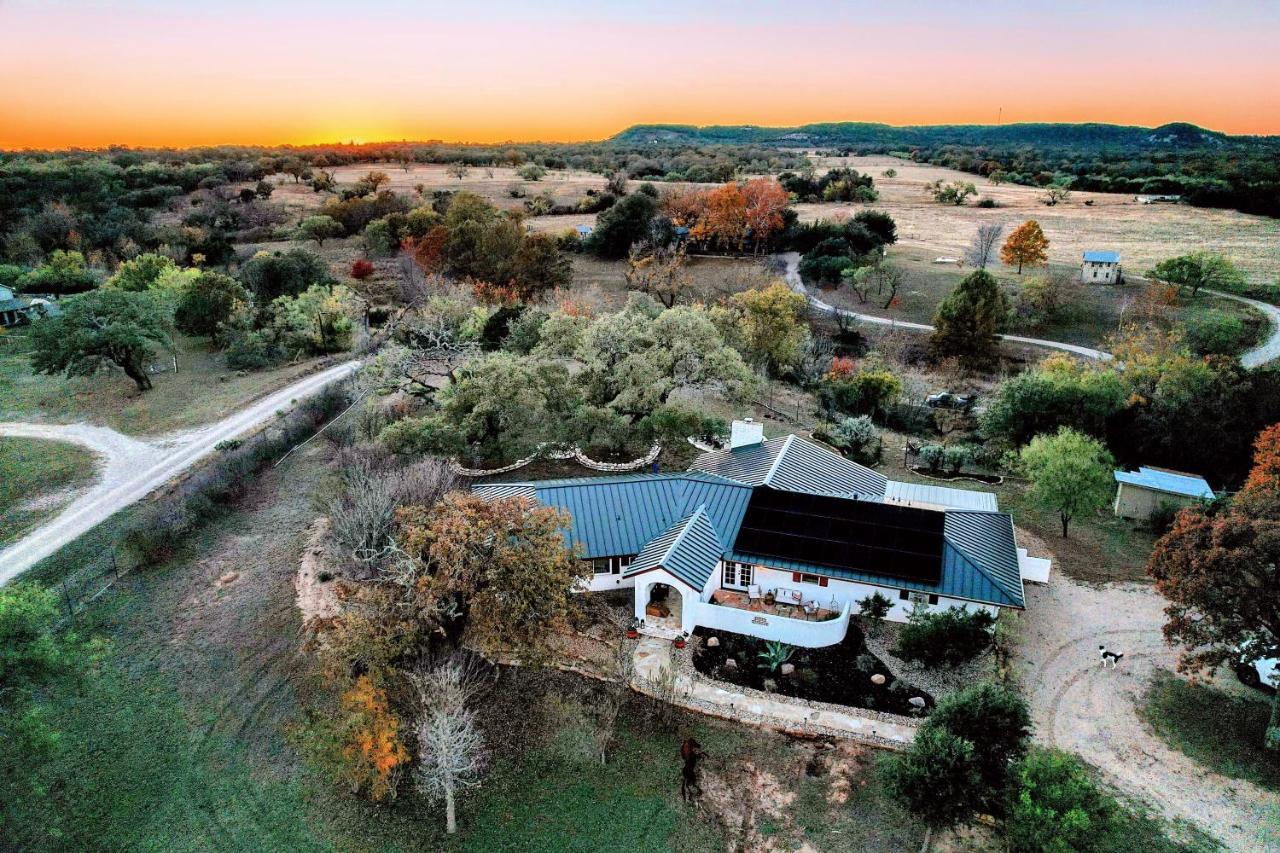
(1099, 645), (1124, 668)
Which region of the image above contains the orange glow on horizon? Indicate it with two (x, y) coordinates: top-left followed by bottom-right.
(2, 3), (1277, 150)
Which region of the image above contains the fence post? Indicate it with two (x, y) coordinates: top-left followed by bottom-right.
(60, 578), (75, 620)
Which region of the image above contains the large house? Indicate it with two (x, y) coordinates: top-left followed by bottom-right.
(474, 421), (1050, 647)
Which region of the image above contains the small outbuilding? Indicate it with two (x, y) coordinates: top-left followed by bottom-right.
(1082, 251), (1122, 284)
(1113, 466), (1214, 521)
(0, 285), (30, 328)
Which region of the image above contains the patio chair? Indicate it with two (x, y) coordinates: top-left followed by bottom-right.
(803, 600), (818, 618)
(747, 584), (763, 601)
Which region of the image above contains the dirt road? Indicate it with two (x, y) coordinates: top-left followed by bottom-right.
(0, 360), (359, 584)
(1015, 573), (1279, 851)
(778, 253), (1114, 362)
(781, 253), (1280, 369)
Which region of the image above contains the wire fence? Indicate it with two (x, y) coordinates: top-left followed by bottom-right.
(54, 548), (126, 625)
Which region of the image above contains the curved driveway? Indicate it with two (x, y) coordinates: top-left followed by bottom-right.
(780, 252), (1280, 368)
(0, 360), (360, 584)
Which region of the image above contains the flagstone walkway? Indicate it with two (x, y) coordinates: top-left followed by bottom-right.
(631, 636), (918, 748)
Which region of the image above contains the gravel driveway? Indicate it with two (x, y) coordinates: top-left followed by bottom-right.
(1015, 570), (1279, 851)
(0, 360), (359, 583)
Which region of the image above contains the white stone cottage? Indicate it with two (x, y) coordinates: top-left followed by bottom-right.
(1081, 250), (1122, 284)
(474, 422), (1050, 647)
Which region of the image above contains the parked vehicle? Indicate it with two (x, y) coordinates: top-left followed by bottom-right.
(925, 392), (975, 410)
(1235, 646), (1278, 694)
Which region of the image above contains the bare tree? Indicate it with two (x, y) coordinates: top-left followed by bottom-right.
(624, 241), (691, 308)
(589, 603), (638, 764)
(964, 223), (1004, 269)
(446, 162), (469, 180)
(605, 170), (629, 197)
(410, 657), (493, 835)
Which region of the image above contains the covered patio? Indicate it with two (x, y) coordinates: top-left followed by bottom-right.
(709, 589), (841, 622)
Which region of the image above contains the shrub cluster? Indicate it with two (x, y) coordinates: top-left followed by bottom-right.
(120, 382), (351, 564)
(893, 606), (996, 667)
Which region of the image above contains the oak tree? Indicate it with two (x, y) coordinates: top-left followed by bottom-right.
(30, 288), (173, 391)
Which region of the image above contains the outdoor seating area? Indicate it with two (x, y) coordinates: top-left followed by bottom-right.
(711, 588), (839, 622)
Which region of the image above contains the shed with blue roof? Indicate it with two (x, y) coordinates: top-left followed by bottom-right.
(1113, 466), (1214, 521)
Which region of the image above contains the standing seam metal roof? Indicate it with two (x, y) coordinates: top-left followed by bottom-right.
(691, 435), (888, 497)
(1083, 251), (1121, 263)
(624, 506), (723, 590)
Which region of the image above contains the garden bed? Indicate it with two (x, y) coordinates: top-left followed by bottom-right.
(907, 465), (1003, 485)
(691, 624), (932, 716)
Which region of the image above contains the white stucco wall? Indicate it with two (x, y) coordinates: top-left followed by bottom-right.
(693, 600), (852, 647)
(744, 564), (998, 624)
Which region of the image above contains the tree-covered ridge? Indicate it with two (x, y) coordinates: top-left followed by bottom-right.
(611, 121), (1273, 149)
(613, 121), (1280, 218)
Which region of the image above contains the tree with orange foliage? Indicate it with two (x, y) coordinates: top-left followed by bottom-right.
(1238, 422), (1280, 518)
(396, 493), (587, 656)
(296, 675), (410, 801)
(1148, 422), (1280, 750)
(699, 182), (749, 250)
(1000, 220), (1049, 274)
(408, 225), (449, 274)
(741, 178), (790, 251)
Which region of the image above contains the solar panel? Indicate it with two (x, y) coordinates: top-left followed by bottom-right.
(733, 486), (945, 583)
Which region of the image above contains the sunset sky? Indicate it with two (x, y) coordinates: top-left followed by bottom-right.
(2, 0), (1277, 149)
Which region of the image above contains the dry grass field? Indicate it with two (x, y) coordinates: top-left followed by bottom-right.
(799, 154), (1280, 287)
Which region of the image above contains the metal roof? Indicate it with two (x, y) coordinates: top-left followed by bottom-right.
(472, 436), (1023, 610)
(472, 471), (751, 559)
(691, 434), (888, 498)
(1113, 467), (1214, 499)
(884, 480), (998, 511)
(941, 511), (1025, 606)
(1083, 251), (1120, 264)
(624, 506), (722, 590)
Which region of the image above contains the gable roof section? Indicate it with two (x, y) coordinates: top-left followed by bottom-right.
(471, 471), (751, 559)
(624, 506), (722, 590)
(692, 434), (888, 498)
(941, 511), (1024, 607)
(1113, 467), (1214, 499)
(1083, 250), (1120, 263)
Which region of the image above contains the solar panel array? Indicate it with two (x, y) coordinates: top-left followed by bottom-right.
(734, 487), (945, 583)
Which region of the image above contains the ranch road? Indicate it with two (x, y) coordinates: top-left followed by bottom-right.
(1014, 569), (1280, 851)
(780, 253), (1280, 368)
(0, 360), (360, 584)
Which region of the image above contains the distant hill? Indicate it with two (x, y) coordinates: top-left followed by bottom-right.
(611, 121), (1275, 150)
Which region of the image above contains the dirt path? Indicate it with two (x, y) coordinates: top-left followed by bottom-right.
(1202, 288), (1280, 369)
(0, 360), (359, 583)
(1015, 573), (1279, 851)
(778, 253), (1113, 362)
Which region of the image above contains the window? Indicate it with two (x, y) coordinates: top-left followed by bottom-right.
(591, 556), (632, 575)
(722, 561), (753, 590)
(791, 571), (828, 587)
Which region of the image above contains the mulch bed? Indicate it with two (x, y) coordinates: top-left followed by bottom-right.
(691, 623), (933, 716)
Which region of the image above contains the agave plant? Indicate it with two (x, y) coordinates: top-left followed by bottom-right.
(756, 640), (795, 673)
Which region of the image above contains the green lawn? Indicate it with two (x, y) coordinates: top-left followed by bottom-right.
(0, 436), (97, 546)
(0, 333), (325, 435)
(1142, 671), (1280, 792)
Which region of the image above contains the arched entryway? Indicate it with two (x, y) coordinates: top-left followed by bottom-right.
(635, 575), (696, 636)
